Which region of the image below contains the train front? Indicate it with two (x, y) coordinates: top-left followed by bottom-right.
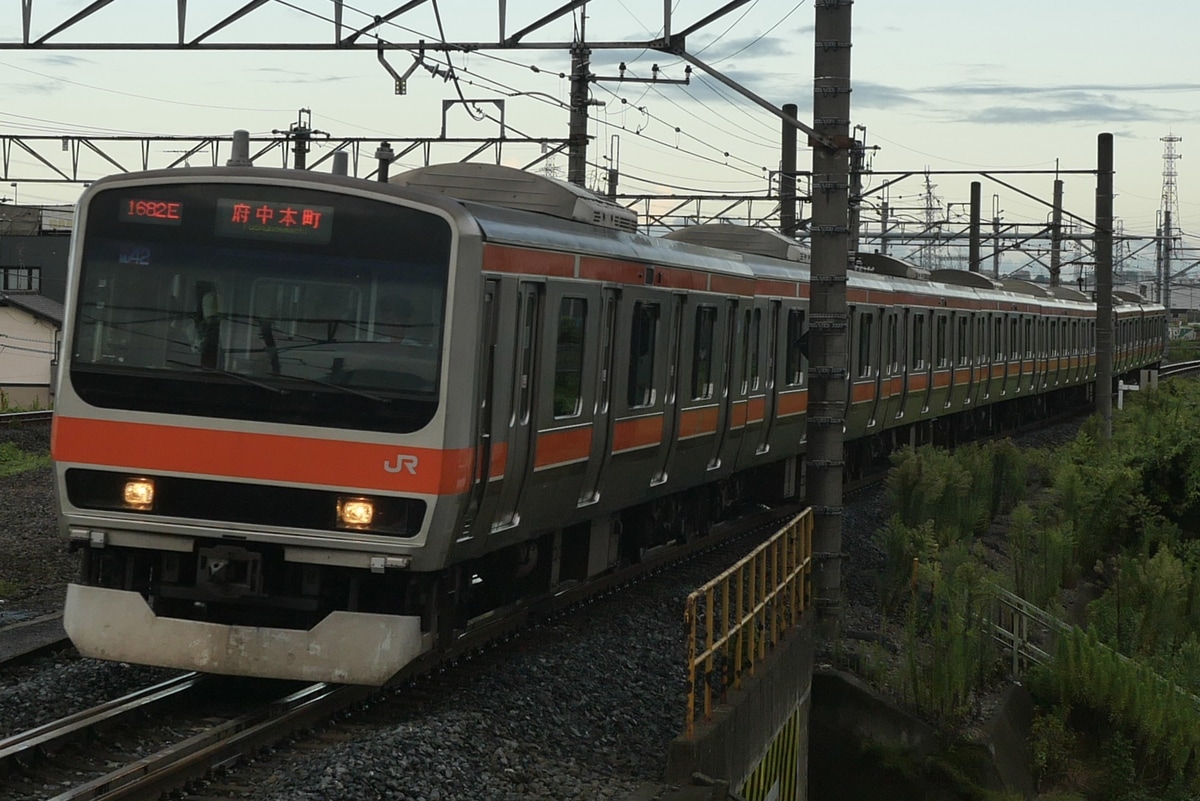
(51, 169), (478, 685)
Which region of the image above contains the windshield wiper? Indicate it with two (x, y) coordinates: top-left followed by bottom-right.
(166, 360), (288, 394)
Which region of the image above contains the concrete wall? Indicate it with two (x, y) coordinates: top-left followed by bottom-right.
(666, 611), (815, 798)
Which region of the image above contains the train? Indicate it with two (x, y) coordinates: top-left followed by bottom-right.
(51, 161), (1165, 684)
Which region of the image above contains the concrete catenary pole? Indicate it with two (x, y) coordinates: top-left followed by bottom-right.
(1095, 133), (1114, 440)
(780, 102), (798, 238)
(1049, 179), (1064, 288)
(806, 0), (853, 637)
(968, 181), (981, 272)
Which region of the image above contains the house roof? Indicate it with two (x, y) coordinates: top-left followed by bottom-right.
(0, 292), (64, 326)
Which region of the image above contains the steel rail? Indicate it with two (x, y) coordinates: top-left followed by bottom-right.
(48, 682), (371, 801)
(0, 410), (53, 426)
(0, 673), (202, 773)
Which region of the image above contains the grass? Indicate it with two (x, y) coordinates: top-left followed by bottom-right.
(0, 442), (51, 476)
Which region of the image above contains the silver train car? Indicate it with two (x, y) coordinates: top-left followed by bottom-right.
(51, 163), (1165, 684)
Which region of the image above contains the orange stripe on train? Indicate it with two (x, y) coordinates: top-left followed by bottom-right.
(483, 244), (575, 277)
(534, 426), (593, 470)
(678, 406), (719, 439)
(52, 416), (474, 496)
(612, 415), (664, 453)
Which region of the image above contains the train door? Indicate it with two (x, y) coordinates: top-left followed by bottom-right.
(465, 279), (502, 534)
(868, 306), (886, 428)
(652, 294), (687, 485)
(758, 300), (781, 454)
(578, 287), (619, 506)
(707, 298), (740, 470)
(492, 281), (543, 530)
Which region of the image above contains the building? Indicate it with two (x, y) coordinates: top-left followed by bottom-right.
(0, 204), (71, 409)
(0, 291), (62, 409)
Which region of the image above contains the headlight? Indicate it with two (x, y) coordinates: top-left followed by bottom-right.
(123, 478), (155, 510)
(337, 497), (375, 529)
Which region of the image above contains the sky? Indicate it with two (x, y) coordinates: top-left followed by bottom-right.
(2, 0), (1199, 280)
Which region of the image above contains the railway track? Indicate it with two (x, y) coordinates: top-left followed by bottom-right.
(0, 504), (795, 801)
(0, 410), (53, 426)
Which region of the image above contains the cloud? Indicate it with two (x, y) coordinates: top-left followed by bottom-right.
(852, 79), (1200, 125)
(6, 81), (62, 95)
(34, 55), (95, 68)
(244, 67), (354, 84)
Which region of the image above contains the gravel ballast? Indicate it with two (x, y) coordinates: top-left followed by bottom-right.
(0, 416), (1085, 799)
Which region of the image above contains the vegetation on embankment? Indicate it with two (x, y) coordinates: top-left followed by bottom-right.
(858, 380), (1200, 800)
(0, 441), (50, 477)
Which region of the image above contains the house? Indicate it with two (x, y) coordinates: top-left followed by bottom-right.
(0, 291), (63, 409)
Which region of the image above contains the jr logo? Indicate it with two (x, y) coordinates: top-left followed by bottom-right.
(384, 454), (419, 475)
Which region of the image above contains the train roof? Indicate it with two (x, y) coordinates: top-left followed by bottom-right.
(391, 163), (638, 233)
(78, 166), (1162, 313)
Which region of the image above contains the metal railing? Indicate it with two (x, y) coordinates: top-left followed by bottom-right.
(684, 508), (813, 738)
(986, 584), (1068, 676)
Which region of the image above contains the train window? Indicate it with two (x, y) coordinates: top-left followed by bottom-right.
(517, 291), (539, 424)
(627, 301), (659, 408)
(692, 306), (717, 400)
(936, 315), (949, 368)
(1024, 318), (1033, 358)
(598, 296), (616, 415)
(956, 316), (969, 366)
(765, 303), (779, 389)
(750, 308), (762, 391)
(785, 309), (806, 386)
(1010, 318), (1019, 359)
(553, 297), (587, 418)
(740, 308), (762, 394)
(857, 311), (873, 378)
(912, 313), (926, 370)
(887, 314), (899, 372)
(994, 317), (1003, 360)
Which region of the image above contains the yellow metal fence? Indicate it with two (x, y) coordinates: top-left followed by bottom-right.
(684, 508), (814, 738)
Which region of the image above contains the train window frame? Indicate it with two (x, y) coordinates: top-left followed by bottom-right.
(516, 290), (540, 426)
(627, 300), (660, 409)
(936, 314), (949, 369)
(692, 305), (717, 400)
(956, 315), (969, 366)
(856, 309), (874, 378)
(785, 308), (806, 387)
(912, 312), (926, 371)
(750, 307), (762, 392)
(887, 313), (899, 373)
(552, 296), (587, 419)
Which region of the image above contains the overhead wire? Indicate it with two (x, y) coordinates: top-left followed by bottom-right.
(288, 0), (774, 187)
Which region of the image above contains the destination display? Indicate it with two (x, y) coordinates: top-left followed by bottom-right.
(214, 198), (334, 244)
(119, 198), (183, 226)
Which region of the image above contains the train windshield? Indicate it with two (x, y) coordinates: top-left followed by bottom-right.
(70, 182), (453, 433)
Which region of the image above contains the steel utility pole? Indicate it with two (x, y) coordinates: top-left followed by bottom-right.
(567, 9), (590, 188)
(969, 181), (981, 272)
(780, 102), (798, 238)
(1049, 178), (1064, 287)
(1096, 133), (1114, 441)
(807, 0), (852, 638)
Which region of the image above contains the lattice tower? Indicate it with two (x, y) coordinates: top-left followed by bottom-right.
(1160, 134), (1183, 307)
(918, 168), (947, 270)
(1161, 134), (1182, 236)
